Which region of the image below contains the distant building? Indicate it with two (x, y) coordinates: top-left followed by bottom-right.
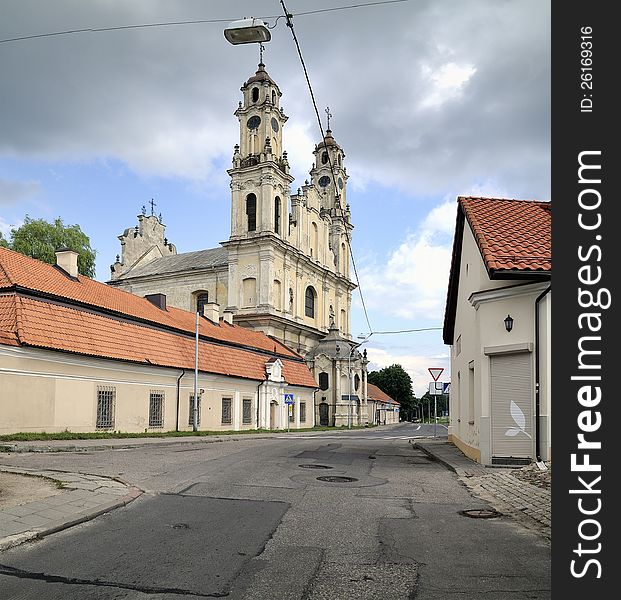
(0, 246), (317, 434)
(366, 383), (400, 425)
(443, 197), (551, 465)
(108, 62), (368, 426)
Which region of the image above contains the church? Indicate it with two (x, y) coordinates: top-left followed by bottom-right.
(108, 62), (374, 427)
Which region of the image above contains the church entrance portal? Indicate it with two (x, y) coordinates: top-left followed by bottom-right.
(319, 402), (329, 427)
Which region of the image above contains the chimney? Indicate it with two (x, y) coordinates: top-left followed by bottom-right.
(144, 293), (167, 310)
(201, 302), (220, 323)
(222, 310), (234, 325)
(55, 248), (79, 278)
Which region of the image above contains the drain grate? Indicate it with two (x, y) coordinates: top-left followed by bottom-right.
(316, 476), (358, 483)
(460, 508), (501, 519)
(171, 523), (190, 529)
(299, 464), (333, 469)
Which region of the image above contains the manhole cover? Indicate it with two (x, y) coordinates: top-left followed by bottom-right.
(316, 476), (358, 483)
(460, 508), (501, 519)
(299, 464), (333, 469)
(171, 523), (190, 529)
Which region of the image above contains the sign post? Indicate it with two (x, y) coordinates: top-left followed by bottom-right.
(284, 393), (294, 433)
(428, 369), (444, 436)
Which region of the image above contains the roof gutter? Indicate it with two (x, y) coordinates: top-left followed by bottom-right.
(534, 284), (551, 461)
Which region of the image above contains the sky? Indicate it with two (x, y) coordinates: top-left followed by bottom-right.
(0, 0), (550, 396)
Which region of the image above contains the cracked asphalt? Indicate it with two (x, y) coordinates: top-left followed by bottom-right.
(0, 424), (550, 599)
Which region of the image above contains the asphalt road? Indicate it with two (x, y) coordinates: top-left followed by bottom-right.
(0, 424), (549, 599)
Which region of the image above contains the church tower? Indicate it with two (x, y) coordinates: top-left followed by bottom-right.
(222, 62), (357, 357)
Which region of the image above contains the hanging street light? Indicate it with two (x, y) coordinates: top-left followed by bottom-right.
(224, 18), (271, 45)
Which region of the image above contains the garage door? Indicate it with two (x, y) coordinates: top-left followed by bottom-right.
(490, 352), (533, 459)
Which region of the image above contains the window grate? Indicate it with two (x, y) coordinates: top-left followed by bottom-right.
(96, 386), (115, 429)
(242, 398), (252, 424)
(189, 394), (201, 426)
(149, 390), (164, 428)
(221, 397), (232, 424)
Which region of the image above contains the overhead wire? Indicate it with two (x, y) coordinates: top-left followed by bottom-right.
(0, 0), (413, 45)
(278, 0), (374, 335)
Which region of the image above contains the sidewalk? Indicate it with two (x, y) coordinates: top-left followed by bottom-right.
(0, 467), (142, 551)
(414, 438), (551, 540)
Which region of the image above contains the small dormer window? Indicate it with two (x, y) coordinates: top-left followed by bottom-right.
(252, 87), (259, 102)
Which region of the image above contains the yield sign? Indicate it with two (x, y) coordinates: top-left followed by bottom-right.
(428, 367), (444, 382)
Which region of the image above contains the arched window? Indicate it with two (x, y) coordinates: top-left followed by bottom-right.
(305, 286), (316, 318)
(312, 222), (318, 259)
(354, 374), (360, 391)
(338, 154), (342, 166)
(252, 87), (259, 102)
(246, 194), (257, 232)
(321, 151), (328, 165)
(274, 196), (281, 235)
(319, 372), (329, 391)
(341, 242), (347, 274)
(272, 90), (276, 104)
(196, 292), (209, 316)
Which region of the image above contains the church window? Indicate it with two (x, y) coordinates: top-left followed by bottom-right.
(196, 292), (209, 316)
(354, 374), (360, 392)
(341, 243), (347, 274)
(312, 222), (318, 259)
(246, 194), (257, 231)
(273, 280), (282, 310)
(319, 372), (329, 390)
(338, 154), (342, 166)
(243, 278), (256, 308)
(321, 151), (328, 165)
(305, 286), (316, 318)
(252, 87), (259, 102)
(341, 309), (346, 331)
(272, 90), (276, 104)
(274, 196), (281, 234)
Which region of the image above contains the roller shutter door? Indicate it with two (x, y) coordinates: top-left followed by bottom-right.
(490, 352), (533, 459)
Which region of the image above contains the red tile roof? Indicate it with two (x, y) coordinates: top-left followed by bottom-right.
(460, 196), (551, 273)
(443, 197), (551, 344)
(0, 247), (317, 387)
(367, 383), (398, 405)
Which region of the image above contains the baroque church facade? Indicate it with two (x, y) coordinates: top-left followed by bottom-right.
(109, 62), (370, 427)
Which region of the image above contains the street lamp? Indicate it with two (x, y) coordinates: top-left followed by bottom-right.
(224, 17), (271, 45)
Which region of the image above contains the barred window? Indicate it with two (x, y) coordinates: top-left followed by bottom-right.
(189, 394), (201, 426)
(222, 397), (232, 424)
(96, 386), (115, 429)
(149, 390), (164, 428)
(300, 402), (306, 423)
(242, 398), (252, 424)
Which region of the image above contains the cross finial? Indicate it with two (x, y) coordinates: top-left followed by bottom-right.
(259, 43), (265, 64)
(149, 198), (157, 216)
(325, 106), (332, 129)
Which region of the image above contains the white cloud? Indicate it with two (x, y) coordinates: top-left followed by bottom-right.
(359, 199), (454, 322)
(419, 62), (477, 109)
(367, 346), (450, 397)
(0, 178), (41, 205)
(0, 216), (23, 238)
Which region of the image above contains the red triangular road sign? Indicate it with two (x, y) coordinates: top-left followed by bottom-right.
(428, 367), (444, 382)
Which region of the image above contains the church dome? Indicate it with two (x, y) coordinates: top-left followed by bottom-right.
(244, 62), (278, 88)
(316, 129), (341, 150)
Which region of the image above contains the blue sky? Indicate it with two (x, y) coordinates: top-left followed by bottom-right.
(0, 0), (550, 395)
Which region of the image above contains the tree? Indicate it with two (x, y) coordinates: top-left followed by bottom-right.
(0, 232), (8, 248)
(4, 216), (96, 277)
(368, 364), (417, 421)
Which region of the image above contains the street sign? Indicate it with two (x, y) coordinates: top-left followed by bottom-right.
(284, 393), (294, 404)
(442, 382), (450, 394)
(428, 368), (444, 382)
(429, 381), (444, 395)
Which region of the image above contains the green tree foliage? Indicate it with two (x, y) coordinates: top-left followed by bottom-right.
(0, 232), (9, 248)
(4, 216), (96, 277)
(368, 364), (418, 420)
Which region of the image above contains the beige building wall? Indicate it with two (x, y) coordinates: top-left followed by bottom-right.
(0, 345), (315, 435)
(448, 225), (551, 465)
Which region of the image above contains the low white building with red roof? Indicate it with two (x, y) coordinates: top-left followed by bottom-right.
(366, 383), (400, 425)
(443, 197), (551, 466)
(0, 247), (317, 434)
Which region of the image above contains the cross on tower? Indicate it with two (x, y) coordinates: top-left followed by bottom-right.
(149, 198), (157, 216)
(325, 106), (332, 129)
(259, 43), (265, 64)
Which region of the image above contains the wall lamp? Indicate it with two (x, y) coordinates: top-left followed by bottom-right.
(224, 18), (271, 45)
(504, 314), (514, 333)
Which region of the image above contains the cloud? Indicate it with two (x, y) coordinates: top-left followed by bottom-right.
(366, 346), (450, 397)
(358, 198), (455, 321)
(0, 216), (24, 238)
(0, 0), (550, 200)
(0, 178), (41, 205)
